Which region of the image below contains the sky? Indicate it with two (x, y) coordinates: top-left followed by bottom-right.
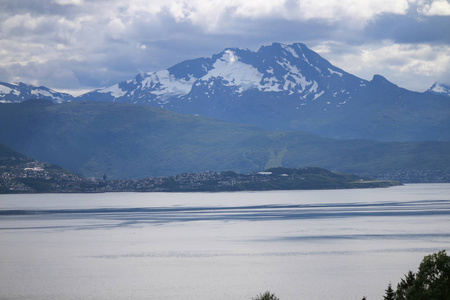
(0, 0), (449, 96)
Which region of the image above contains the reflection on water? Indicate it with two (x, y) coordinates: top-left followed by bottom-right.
(0, 184), (449, 300)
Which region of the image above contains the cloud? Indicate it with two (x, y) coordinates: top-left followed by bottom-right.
(52, 0), (84, 5)
(293, 0), (410, 22)
(107, 18), (127, 40)
(364, 12), (450, 44)
(418, 0), (450, 16)
(132, 0), (417, 32)
(2, 13), (47, 34)
(0, 0), (448, 93)
(313, 41), (450, 90)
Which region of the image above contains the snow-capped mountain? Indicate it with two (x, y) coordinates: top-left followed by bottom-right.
(428, 82), (450, 97)
(76, 42), (450, 141)
(1, 43), (448, 141)
(0, 82), (74, 103)
(78, 43), (365, 110)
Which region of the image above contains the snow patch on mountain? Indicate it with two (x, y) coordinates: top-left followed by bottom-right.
(260, 76), (281, 92)
(0, 85), (12, 94)
(201, 51), (263, 93)
(31, 89), (53, 98)
(328, 68), (343, 77)
(282, 44), (300, 59)
(98, 84), (127, 98)
(143, 70), (196, 97)
(313, 91), (325, 100)
(275, 58), (313, 93)
(428, 82), (450, 97)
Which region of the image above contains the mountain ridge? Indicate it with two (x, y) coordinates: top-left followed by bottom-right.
(75, 42), (450, 141)
(0, 81), (74, 103)
(1, 42), (449, 141)
(77, 42), (366, 108)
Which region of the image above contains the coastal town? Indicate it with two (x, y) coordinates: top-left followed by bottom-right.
(1, 150), (400, 194)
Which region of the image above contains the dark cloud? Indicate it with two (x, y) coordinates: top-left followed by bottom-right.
(365, 13), (450, 44)
(0, 0), (83, 19)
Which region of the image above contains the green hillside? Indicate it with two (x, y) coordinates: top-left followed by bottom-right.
(0, 100), (449, 181)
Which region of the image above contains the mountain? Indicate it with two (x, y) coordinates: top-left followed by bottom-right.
(76, 42), (450, 141)
(428, 82), (450, 97)
(0, 81), (74, 103)
(0, 100), (449, 181)
(2, 43), (448, 141)
(78, 43), (362, 106)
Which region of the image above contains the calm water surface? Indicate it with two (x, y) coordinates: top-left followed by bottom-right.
(0, 184), (449, 299)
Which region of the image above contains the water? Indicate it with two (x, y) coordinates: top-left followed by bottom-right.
(0, 184), (449, 299)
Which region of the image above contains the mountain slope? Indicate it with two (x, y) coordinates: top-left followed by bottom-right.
(0, 100), (449, 181)
(76, 42), (450, 141)
(0, 82), (74, 103)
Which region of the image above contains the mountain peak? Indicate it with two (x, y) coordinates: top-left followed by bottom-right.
(370, 74), (398, 88)
(428, 82), (450, 97)
(371, 74), (388, 82)
(0, 81), (74, 104)
(75, 42), (371, 127)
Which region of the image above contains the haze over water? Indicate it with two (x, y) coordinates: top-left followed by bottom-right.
(1, 184), (449, 299)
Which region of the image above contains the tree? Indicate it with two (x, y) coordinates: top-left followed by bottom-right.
(383, 283), (395, 300)
(410, 250), (450, 299)
(252, 291), (280, 300)
(395, 271), (416, 300)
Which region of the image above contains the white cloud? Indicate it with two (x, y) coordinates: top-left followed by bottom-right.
(107, 18), (127, 39)
(52, 0), (84, 5)
(314, 41), (450, 90)
(418, 0), (450, 16)
(0, 0), (448, 93)
(112, 0), (415, 30)
(294, 0), (411, 22)
(2, 13), (41, 33)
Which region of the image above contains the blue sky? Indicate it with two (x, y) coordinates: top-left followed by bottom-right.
(0, 0), (449, 95)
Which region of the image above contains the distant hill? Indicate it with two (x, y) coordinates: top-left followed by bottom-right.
(0, 143), (83, 193)
(0, 100), (449, 181)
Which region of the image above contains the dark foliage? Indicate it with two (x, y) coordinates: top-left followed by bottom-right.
(409, 250), (450, 299)
(381, 250), (450, 300)
(395, 271), (416, 300)
(252, 291), (280, 300)
(383, 283), (395, 300)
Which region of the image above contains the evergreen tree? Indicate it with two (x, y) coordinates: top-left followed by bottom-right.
(395, 271), (416, 300)
(252, 291), (280, 300)
(364, 251), (449, 300)
(383, 283), (395, 300)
